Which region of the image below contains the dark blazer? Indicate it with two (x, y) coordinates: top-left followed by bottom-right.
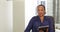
(25, 16), (55, 32)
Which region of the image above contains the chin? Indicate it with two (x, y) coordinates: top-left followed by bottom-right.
(38, 14), (44, 17)
(40, 15), (43, 17)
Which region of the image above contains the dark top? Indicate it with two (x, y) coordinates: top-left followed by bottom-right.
(25, 16), (55, 32)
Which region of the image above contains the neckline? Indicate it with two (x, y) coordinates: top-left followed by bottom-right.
(38, 16), (45, 23)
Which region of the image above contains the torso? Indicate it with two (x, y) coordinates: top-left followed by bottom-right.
(32, 16), (50, 32)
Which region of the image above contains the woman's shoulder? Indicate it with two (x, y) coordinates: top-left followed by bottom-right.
(45, 16), (54, 21)
(32, 16), (54, 19)
(31, 16), (38, 19)
(45, 16), (54, 19)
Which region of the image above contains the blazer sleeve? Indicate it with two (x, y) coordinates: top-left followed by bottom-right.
(24, 17), (34, 32)
(49, 17), (55, 32)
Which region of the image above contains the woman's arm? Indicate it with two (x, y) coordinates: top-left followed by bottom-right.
(49, 17), (55, 32)
(24, 17), (34, 32)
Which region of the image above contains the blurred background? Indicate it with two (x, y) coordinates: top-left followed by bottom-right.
(0, 0), (60, 32)
(0, 0), (24, 32)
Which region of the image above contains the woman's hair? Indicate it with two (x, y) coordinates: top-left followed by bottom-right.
(37, 4), (45, 10)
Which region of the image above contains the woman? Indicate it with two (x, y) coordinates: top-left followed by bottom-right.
(25, 5), (55, 32)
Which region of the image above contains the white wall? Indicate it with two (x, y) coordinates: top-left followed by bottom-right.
(7, 1), (13, 32)
(25, 0), (37, 29)
(0, 0), (13, 32)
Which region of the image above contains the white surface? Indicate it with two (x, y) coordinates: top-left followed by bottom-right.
(0, 0), (13, 32)
(55, 29), (60, 32)
(55, 24), (60, 29)
(7, 1), (13, 32)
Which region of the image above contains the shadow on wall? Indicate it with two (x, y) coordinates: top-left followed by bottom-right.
(13, 0), (24, 32)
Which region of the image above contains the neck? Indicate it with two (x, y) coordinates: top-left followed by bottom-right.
(40, 16), (44, 23)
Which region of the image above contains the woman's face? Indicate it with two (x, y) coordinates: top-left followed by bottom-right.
(37, 6), (45, 17)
